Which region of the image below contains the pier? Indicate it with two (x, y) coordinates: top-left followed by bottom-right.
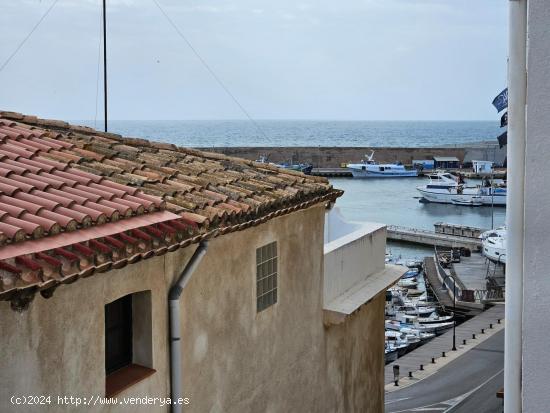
(311, 167), (352, 177)
(387, 225), (482, 249)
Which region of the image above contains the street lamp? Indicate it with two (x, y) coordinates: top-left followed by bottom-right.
(442, 274), (457, 351)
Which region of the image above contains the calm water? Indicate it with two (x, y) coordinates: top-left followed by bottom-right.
(79, 119), (504, 259)
(330, 177), (506, 260)
(79, 120), (499, 148)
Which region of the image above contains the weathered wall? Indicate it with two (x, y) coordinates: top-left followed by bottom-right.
(0, 254), (172, 413)
(199, 144), (505, 168)
(0, 205), (385, 413)
(324, 293), (386, 413)
(522, 1), (550, 411)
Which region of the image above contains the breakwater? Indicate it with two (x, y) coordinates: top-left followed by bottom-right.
(198, 142), (504, 168)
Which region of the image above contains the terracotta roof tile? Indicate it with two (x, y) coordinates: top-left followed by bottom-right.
(0, 111), (342, 309)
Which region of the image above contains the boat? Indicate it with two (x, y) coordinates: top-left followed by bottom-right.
(385, 343), (398, 364)
(347, 151), (418, 178)
(405, 288), (424, 297)
(480, 226), (507, 264)
(256, 156), (313, 175)
(418, 313), (454, 324)
(385, 331), (410, 357)
(397, 304), (436, 317)
(401, 270), (419, 279)
(406, 259), (423, 269)
(397, 279), (418, 288)
(416, 172), (507, 206)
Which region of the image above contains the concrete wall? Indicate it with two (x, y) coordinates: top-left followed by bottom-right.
(522, 1), (550, 411)
(324, 209), (386, 304)
(0, 205), (385, 412)
(199, 144), (506, 168)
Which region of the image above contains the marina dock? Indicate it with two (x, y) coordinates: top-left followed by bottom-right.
(384, 304), (505, 385)
(453, 253), (505, 291)
(387, 225), (482, 249)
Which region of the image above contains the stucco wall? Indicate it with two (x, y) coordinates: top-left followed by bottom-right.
(0, 204), (385, 413)
(522, 1), (550, 411)
(0, 254), (172, 413)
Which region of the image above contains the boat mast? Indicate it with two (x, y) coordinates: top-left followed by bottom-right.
(102, 0), (108, 132)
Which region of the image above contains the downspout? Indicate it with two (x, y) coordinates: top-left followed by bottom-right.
(169, 241), (209, 413)
(505, 1), (527, 412)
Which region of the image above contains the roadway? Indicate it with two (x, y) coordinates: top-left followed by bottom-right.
(385, 329), (504, 413)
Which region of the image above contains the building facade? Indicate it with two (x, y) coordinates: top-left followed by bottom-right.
(0, 113), (400, 412)
(505, 1), (550, 412)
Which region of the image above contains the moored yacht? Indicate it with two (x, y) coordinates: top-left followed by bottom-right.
(416, 172), (507, 206)
(347, 151), (418, 178)
(481, 226), (507, 264)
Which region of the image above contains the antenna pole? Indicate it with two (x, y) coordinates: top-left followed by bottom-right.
(103, 0), (108, 132)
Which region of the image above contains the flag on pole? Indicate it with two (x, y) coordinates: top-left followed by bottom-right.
(492, 88), (508, 112)
(497, 131), (507, 148)
(500, 112), (508, 128)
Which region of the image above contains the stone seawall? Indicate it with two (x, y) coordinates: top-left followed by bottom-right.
(199, 144), (505, 168)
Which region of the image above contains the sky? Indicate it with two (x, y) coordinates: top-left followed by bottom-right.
(0, 0), (508, 121)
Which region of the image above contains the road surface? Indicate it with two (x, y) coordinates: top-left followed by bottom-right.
(385, 329), (504, 413)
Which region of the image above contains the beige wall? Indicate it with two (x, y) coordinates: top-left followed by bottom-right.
(0, 205), (384, 412)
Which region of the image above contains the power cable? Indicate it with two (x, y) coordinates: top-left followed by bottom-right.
(151, 0), (270, 141)
(0, 0), (59, 74)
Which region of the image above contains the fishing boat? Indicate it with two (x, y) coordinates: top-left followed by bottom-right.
(480, 226), (507, 264)
(416, 172), (507, 206)
(347, 151), (418, 178)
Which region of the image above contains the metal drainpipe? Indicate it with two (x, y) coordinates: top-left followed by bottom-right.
(169, 241), (209, 413)
(505, 1), (527, 412)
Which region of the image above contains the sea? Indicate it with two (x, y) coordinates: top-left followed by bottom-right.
(79, 120), (500, 148)
(79, 119), (505, 260)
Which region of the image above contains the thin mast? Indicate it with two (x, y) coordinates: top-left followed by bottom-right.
(103, 0), (108, 132)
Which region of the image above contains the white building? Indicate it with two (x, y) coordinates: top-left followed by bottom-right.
(472, 160), (494, 174)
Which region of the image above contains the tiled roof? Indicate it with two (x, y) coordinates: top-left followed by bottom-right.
(0, 111), (342, 310)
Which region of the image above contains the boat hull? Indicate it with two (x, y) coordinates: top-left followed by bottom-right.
(350, 169), (418, 178)
(385, 349), (398, 364)
(417, 187), (507, 206)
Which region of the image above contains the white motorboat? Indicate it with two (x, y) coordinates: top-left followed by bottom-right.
(347, 151), (418, 178)
(406, 259), (423, 269)
(416, 172), (507, 206)
(480, 226), (507, 264)
(418, 313), (454, 324)
(385, 343), (398, 364)
(397, 279), (418, 288)
(385, 331), (410, 357)
(398, 304), (436, 317)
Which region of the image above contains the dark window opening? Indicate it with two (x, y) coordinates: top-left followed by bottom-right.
(105, 294), (133, 374)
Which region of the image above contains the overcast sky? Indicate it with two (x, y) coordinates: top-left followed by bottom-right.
(0, 0), (508, 121)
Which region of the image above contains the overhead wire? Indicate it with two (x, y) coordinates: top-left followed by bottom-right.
(0, 0), (59, 74)
(151, 0), (270, 141)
